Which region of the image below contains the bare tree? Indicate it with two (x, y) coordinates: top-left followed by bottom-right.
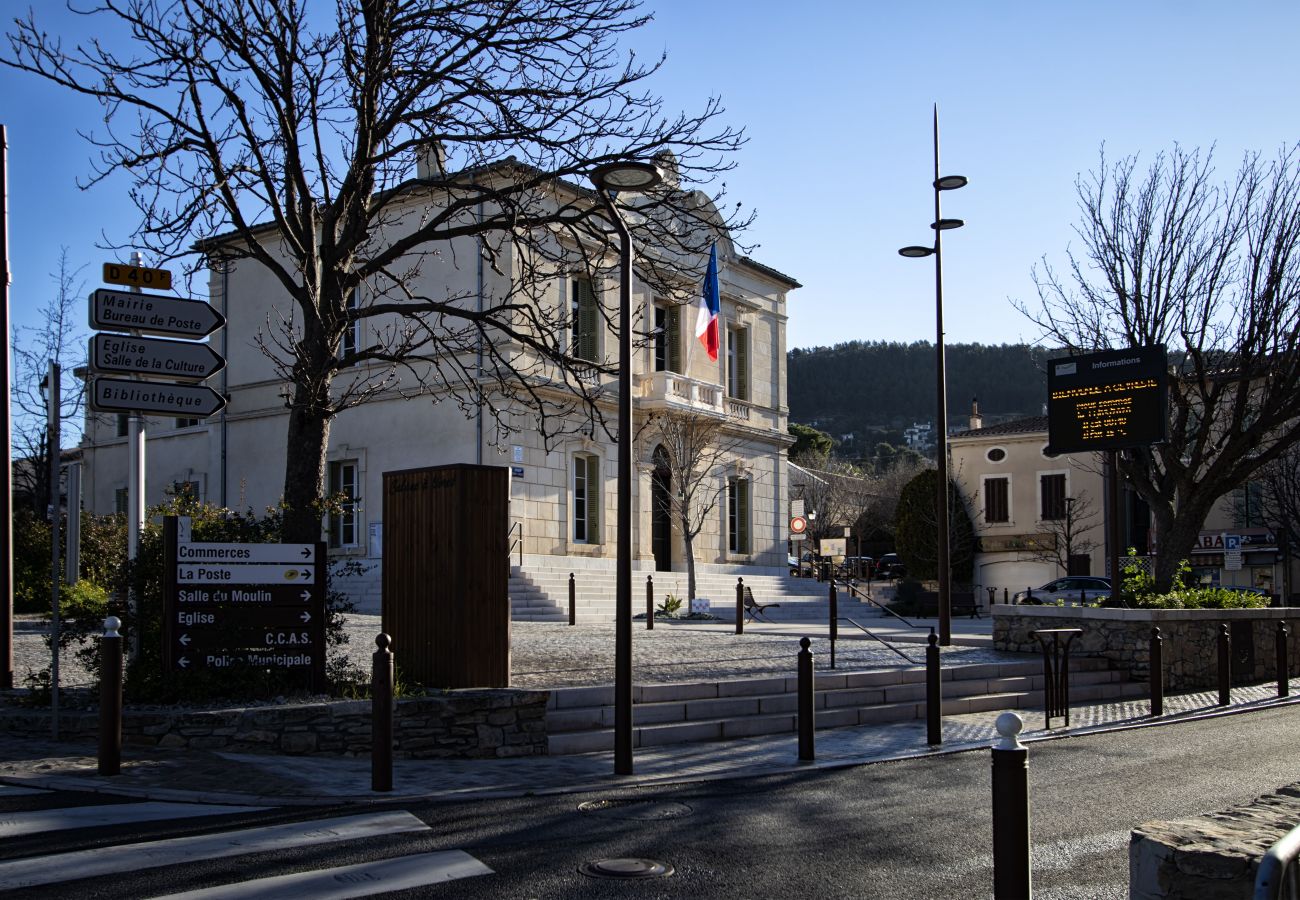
(1246, 445), (1300, 600)
(790, 452), (873, 545)
(641, 411), (747, 602)
(1020, 145), (1300, 590)
(11, 249), (88, 511)
(855, 456), (929, 546)
(1025, 490), (1100, 577)
(5, 0), (750, 541)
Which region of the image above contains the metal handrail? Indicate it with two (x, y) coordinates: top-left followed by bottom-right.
(507, 521), (523, 569)
(837, 615), (921, 665)
(1255, 822), (1300, 899)
(837, 577), (923, 630)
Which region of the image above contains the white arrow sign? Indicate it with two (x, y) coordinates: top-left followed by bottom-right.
(176, 563), (316, 585)
(91, 377), (226, 417)
(180, 634), (192, 646)
(89, 288), (225, 338)
(177, 543), (317, 564)
(90, 333), (225, 382)
(178, 657), (191, 668)
(299, 611), (311, 623)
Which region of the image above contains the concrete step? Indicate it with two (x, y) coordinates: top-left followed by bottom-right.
(544, 657), (1136, 754)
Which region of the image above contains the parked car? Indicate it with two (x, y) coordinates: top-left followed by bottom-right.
(788, 552), (815, 577)
(1217, 584), (1269, 598)
(834, 557), (873, 580)
(1014, 576), (1111, 604)
(874, 553), (905, 579)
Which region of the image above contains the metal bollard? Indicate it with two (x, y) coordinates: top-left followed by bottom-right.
(1149, 627), (1163, 717)
(735, 578), (744, 635)
(1278, 621), (1290, 699)
(372, 633), (394, 793)
(98, 616), (123, 776)
(1218, 623), (1231, 706)
(568, 572), (576, 626)
(1079, 588), (1086, 607)
(991, 712), (1032, 900)
(797, 637), (814, 761)
(646, 575), (654, 631)
(926, 628), (942, 745)
(1003, 587), (1009, 604)
(829, 580), (838, 669)
(988, 586), (996, 609)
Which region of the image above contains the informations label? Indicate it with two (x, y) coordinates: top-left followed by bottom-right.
(1046, 346), (1168, 454)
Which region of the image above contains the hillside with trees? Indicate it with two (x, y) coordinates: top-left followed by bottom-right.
(787, 341), (1052, 462)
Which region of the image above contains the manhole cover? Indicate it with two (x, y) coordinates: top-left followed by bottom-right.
(579, 858), (675, 879)
(576, 799), (693, 820)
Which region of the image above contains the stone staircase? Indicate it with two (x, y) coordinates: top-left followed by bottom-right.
(509, 559), (863, 623)
(544, 656), (1146, 754)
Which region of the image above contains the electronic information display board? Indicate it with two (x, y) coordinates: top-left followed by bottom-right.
(1046, 345), (1168, 454)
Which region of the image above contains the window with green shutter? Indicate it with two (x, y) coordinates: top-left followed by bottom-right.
(654, 303), (683, 373)
(573, 453), (601, 543)
(572, 277), (598, 362)
(728, 476), (751, 554)
(727, 326), (750, 400)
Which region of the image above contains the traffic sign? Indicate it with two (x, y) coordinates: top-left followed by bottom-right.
(103, 262), (172, 291)
(176, 649), (318, 671)
(177, 542), (316, 564)
(90, 333), (225, 382)
(91, 377), (226, 417)
(790, 516), (807, 534)
(176, 563), (317, 585)
(89, 288), (225, 338)
(176, 585), (315, 605)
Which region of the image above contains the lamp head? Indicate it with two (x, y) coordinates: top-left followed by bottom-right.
(898, 246), (934, 258)
(931, 218), (965, 231)
(935, 175), (968, 191)
(589, 161), (664, 193)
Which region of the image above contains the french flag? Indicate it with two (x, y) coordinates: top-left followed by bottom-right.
(695, 243), (720, 361)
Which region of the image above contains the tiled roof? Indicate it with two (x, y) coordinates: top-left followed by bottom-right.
(952, 415), (1048, 438)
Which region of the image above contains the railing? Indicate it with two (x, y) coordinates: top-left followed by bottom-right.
(507, 521), (523, 569)
(1255, 823), (1300, 899)
(836, 615), (921, 665)
(836, 577), (923, 630)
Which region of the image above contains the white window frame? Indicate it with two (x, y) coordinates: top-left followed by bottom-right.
(327, 459), (362, 549)
(572, 452), (602, 544)
(728, 475), (752, 554)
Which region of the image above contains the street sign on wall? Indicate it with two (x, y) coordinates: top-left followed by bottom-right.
(90, 333), (225, 381)
(89, 288), (225, 338)
(90, 377), (226, 417)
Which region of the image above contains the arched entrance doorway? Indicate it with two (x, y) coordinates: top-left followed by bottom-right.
(651, 445), (672, 572)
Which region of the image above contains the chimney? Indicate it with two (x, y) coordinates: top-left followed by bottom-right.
(653, 150), (681, 189)
(416, 142), (447, 179)
(969, 396), (983, 431)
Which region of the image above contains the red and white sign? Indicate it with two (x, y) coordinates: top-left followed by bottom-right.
(789, 516), (807, 534)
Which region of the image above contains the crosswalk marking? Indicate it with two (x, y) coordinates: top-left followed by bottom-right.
(0, 800), (266, 837)
(0, 785), (47, 797)
(151, 849), (494, 899)
(0, 810), (429, 891)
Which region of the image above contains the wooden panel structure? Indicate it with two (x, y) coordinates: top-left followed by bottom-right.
(382, 464), (510, 688)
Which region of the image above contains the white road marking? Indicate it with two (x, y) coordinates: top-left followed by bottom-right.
(0, 811), (428, 891)
(0, 801), (266, 837)
(151, 849), (494, 898)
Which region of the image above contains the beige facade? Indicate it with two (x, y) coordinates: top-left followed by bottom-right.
(78, 173), (799, 608)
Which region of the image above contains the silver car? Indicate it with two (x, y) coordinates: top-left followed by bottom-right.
(1014, 576), (1112, 604)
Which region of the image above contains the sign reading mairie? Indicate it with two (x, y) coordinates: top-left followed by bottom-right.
(89, 288), (225, 339)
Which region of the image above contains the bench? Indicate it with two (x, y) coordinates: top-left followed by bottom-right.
(917, 591), (981, 618)
(743, 587), (779, 623)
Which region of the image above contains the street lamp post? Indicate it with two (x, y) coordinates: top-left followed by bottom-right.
(590, 160), (663, 776)
(899, 104), (967, 646)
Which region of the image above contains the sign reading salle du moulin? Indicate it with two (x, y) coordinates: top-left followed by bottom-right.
(1047, 345), (1168, 454)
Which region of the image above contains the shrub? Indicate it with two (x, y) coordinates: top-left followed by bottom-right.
(1121, 547), (1269, 609)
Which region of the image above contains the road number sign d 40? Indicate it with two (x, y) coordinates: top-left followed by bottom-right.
(103, 262), (172, 291)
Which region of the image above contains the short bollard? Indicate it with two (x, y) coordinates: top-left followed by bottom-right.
(1218, 623), (1231, 706)
(1003, 587), (1009, 604)
(828, 581), (839, 669)
(991, 712), (1032, 900)
(926, 628), (941, 745)
(646, 575), (654, 631)
(1278, 621), (1290, 699)
(987, 587), (996, 609)
(797, 637), (815, 762)
(372, 633), (394, 793)
(1149, 626), (1164, 718)
(98, 616), (123, 776)
(568, 572), (576, 626)
(735, 578), (744, 635)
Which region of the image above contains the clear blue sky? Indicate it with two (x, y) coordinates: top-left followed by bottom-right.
(4, 1), (1299, 353)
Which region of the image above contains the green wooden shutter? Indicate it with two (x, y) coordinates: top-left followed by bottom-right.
(736, 329), (749, 400)
(738, 479), (751, 553)
(586, 456), (601, 542)
(577, 278), (598, 361)
(667, 305), (682, 373)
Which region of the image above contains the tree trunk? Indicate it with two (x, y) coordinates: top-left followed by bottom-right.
(1149, 499), (1212, 593)
(281, 385), (332, 544)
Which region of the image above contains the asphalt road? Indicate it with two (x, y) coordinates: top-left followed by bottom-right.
(4, 705), (1298, 898)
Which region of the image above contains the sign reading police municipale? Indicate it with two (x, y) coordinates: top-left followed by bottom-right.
(1047, 345), (1168, 454)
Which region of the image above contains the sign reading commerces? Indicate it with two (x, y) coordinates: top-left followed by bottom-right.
(1046, 345), (1168, 454)
(162, 518), (326, 688)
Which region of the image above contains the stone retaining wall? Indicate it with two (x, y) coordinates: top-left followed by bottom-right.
(1130, 783), (1300, 898)
(992, 605), (1300, 690)
(0, 689), (550, 758)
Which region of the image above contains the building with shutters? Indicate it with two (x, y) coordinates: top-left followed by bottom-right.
(76, 160), (800, 612)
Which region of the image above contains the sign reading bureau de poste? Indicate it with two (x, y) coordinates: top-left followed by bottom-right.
(89, 288), (225, 339)
(1047, 345), (1168, 454)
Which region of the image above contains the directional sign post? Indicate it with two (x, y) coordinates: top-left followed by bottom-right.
(91, 377), (226, 418)
(89, 288), (225, 339)
(162, 518), (326, 689)
(90, 333), (225, 382)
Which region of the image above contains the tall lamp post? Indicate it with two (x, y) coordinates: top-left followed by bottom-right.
(590, 159), (663, 775)
(899, 104), (967, 646)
